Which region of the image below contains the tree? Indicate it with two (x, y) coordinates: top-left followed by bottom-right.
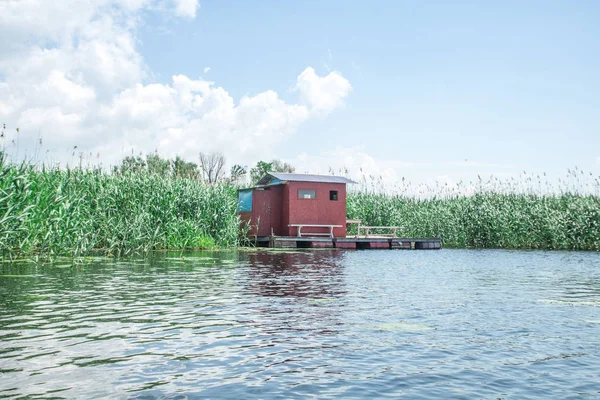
(250, 159), (295, 184)
(115, 155), (146, 175)
(271, 159), (295, 174)
(199, 152), (226, 183)
(250, 161), (272, 184)
(229, 164), (247, 184)
(173, 155), (199, 179)
(146, 152), (171, 177)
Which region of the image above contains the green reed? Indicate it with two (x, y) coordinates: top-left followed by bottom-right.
(0, 155), (241, 259)
(347, 173), (600, 251)
(3, 152), (599, 259)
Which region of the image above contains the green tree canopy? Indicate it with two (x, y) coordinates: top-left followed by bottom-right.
(114, 152), (199, 180)
(250, 159), (295, 184)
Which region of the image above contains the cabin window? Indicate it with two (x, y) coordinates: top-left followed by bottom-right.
(237, 190), (253, 212)
(298, 189), (316, 199)
(330, 190), (338, 201)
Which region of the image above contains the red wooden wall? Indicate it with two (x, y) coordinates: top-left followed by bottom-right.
(283, 182), (347, 237)
(240, 181), (348, 238)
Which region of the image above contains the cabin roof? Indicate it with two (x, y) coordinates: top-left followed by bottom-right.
(257, 172), (357, 186)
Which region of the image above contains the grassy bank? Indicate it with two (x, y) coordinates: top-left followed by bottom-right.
(347, 190), (600, 251)
(1, 156), (241, 259)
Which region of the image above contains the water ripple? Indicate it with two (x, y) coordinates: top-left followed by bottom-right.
(1, 249), (600, 398)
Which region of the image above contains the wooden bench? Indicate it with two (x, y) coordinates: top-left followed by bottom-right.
(288, 224), (343, 238)
(358, 226), (402, 238)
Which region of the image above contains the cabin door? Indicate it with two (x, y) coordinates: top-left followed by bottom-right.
(255, 189), (273, 237)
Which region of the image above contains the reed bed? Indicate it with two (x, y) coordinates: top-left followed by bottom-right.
(2, 153), (599, 259)
(347, 174), (600, 251)
(0, 156), (241, 260)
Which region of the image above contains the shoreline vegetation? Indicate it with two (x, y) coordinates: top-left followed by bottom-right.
(1, 153), (599, 261)
(347, 187), (600, 251)
(1, 154), (241, 260)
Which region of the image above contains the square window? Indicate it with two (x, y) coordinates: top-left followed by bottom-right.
(330, 190), (338, 201)
(298, 189), (316, 199)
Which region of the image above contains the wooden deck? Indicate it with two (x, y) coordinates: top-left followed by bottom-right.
(253, 236), (442, 250)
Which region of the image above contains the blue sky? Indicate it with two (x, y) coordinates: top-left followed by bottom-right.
(1, 0), (599, 187)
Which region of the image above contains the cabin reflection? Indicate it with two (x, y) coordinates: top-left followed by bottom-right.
(244, 250), (346, 299)
(240, 250), (347, 337)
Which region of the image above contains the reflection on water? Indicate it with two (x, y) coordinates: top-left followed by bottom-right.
(246, 250), (346, 298)
(1, 249), (600, 398)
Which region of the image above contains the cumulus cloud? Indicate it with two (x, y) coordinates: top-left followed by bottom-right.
(292, 146), (409, 187)
(0, 1), (351, 167)
(173, 0), (199, 18)
(296, 67), (352, 114)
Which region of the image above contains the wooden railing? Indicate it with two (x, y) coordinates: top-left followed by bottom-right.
(358, 226), (402, 238)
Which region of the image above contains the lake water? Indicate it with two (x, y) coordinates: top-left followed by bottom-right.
(1, 249), (600, 399)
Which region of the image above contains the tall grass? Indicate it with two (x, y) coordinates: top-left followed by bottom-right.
(0, 154), (241, 259)
(2, 151), (599, 258)
(347, 174), (600, 251)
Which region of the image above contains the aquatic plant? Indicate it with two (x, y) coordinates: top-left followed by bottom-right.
(347, 172), (600, 251)
(0, 155), (240, 259)
(2, 151), (599, 259)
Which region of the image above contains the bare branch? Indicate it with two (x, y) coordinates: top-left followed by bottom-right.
(199, 152), (226, 183)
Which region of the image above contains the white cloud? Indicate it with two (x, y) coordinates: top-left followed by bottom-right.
(287, 147), (521, 196)
(291, 146), (405, 187)
(296, 67), (352, 114)
(173, 0), (199, 18)
(203, 66), (211, 74)
(0, 2), (351, 168)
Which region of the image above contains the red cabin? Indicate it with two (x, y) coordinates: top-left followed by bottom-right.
(237, 173), (356, 238)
